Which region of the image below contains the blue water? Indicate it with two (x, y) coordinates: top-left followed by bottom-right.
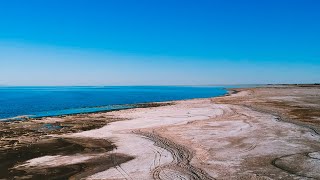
(0, 86), (227, 120)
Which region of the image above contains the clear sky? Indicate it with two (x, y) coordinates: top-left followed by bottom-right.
(0, 0), (319, 85)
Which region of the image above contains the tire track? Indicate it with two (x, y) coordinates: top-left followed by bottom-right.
(134, 130), (215, 180)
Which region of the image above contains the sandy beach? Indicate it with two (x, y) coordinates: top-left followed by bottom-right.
(1, 85), (320, 179)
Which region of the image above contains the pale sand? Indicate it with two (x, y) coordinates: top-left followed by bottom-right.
(15, 88), (320, 179)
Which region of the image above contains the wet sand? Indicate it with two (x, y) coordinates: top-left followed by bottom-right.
(1, 85), (320, 179)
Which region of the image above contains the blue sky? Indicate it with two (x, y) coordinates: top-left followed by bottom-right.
(0, 0), (319, 85)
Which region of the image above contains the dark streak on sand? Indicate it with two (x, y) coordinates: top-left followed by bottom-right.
(0, 137), (134, 180)
(271, 151), (320, 179)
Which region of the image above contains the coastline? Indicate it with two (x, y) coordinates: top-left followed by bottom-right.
(1, 85), (320, 179)
(0, 102), (174, 122)
(0, 86), (228, 122)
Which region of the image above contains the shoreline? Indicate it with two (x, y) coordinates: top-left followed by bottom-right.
(0, 102), (175, 122)
(1, 85), (320, 179)
(0, 89), (228, 122)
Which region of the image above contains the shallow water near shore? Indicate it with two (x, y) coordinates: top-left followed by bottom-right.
(0, 86), (227, 120)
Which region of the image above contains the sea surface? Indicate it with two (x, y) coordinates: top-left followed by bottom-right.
(0, 86), (227, 120)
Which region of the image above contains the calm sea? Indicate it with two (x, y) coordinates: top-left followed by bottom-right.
(0, 86), (227, 120)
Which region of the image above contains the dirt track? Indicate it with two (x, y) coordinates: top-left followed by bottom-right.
(135, 130), (214, 180)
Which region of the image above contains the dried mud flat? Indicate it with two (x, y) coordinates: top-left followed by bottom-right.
(1, 85), (320, 179)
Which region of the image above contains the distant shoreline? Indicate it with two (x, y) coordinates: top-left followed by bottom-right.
(1, 89), (228, 122)
(3, 83), (319, 122)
